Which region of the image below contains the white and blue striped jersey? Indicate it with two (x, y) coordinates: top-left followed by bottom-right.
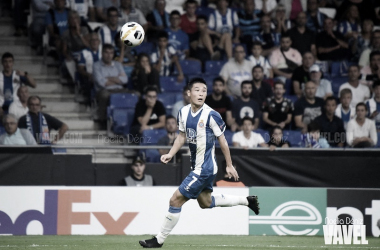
(208, 8), (239, 36)
(177, 103), (226, 176)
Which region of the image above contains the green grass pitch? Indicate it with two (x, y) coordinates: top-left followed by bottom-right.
(0, 235), (379, 250)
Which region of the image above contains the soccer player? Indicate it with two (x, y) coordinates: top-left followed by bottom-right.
(139, 78), (260, 248)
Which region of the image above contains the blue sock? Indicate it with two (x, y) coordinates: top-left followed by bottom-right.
(209, 196), (215, 208)
(168, 206), (182, 213)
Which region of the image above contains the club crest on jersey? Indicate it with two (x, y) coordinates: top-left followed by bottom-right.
(198, 120), (204, 128)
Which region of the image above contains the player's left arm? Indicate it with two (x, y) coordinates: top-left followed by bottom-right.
(218, 135), (239, 181)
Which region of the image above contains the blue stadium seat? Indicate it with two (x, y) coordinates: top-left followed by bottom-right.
(195, 6), (214, 17)
(160, 76), (186, 93)
(284, 95), (298, 104)
(179, 60), (202, 75)
(0, 126), (5, 135)
(109, 93), (138, 109)
(377, 132), (380, 148)
(283, 130), (302, 147)
(158, 93), (177, 110)
(330, 61), (355, 77)
(111, 109), (133, 135)
(132, 42), (154, 56)
(141, 128), (167, 145)
(205, 61), (225, 75)
(144, 149), (161, 162)
(224, 130), (234, 146)
(254, 129), (269, 143)
(331, 76), (347, 96)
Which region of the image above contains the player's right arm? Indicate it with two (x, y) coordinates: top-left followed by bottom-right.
(161, 131), (186, 164)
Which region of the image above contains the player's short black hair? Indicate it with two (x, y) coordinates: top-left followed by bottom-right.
(157, 31), (169, 40)
(188, 77), (207, 89)
(145, 86), (158, 94)
(307, 121), (320, 132)
(356, 102), (367, 111)
(102, 43), (114, 51)
(325, 96), (337, 105)
(1, 52), (13, 62)
(373, 80), (380, 89)
(241, 80), (252, 89)
(107, 6), (118, 16)
(196, 15), (208, 22)
(213, 76), (225, 86)
(241, 116), (253, 124)
(252, 65), (264, 72)
(182, 85), (189, 93)
(170, 10), (181, 17)
(273, 80), (285, 89)
(166, 115), (176, 121)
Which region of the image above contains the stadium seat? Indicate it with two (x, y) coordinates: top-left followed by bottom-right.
(205, 61), (225, 75)
(331, 76), (347, 96)
(158, 93), (177, 110)
(284, 78), (293, 95)
(109, 93), (139, 109)
(284, 95), (298, 104)
(283, 130), (302, 147)
(179, 60), (202, 75)
(144, 149), (161, 162)
(254, 129), (269, 143)
(377, 132), (380, 148)
(195, 6), (214, 17)
(330, 61), (355, 77)
(141, 129), (167, 145)
(132, 42), (154, 56)
(160, 76), (186, 93)
(111, 109), (134, 135)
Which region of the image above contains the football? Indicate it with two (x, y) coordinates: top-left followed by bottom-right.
(120, 22), (145, 47)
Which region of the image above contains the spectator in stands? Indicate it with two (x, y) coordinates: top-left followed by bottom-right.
(66, 0), (96, 22)
(45, 0), (70, 49)
(262, 80), (293, 130)
(360, 50), (380, 88)
(366, 81), (380, 131)
(346, 102), (377, 148)
(124, 156), (155, 186)
(151, 31), (184, 83)
(135, 0), (155, 17)
(95, 0), (119, 22)
(294, 81), (324, 130)
(336, 0), (376, 26)
(205, 77), (234, 129)
(62, 11), (90, 82)
(338, 4), (362, 41)
(251, 65), (273, 107)
(93, 44), (129, 127)
(352, 19), (373, 62)
(165, 10), (190, 60)
(172, 86), (190, 118)
(314, 97), (345, 147)
(338, 65), (370, 109)
(131, 53), (160, 95)
(99, 7), (121, 46)
(158, 115), (179, 156)
(255, 0), (277, 15)
(305, 0), (327, 33)
(8, 86), (29, 120)
(180, 0), (198, 41)
(272, 4), (291, 34)
(269, 34), (302, 82)
(208, 0), (240, 48)
(30, 0), (54, 54)
(336, 88), (355, 130)
(130, 86), (166, 137)
(18, 96), (69, 144)
(248, 41), (273, 79)
(268, 125), (290, 150)
(288, 12), (316, 57)
(316, 17), (350, 61)
(114, 32), (136, 67)
(0, 53), (36, 115)
(309, 64), (332, 100)
(302, 121), (330, 148)
(231, 81), (260, 131)
(255, 15), (281, 57)
(232, 117), (268, 148)
(0, 114), (36, 145)
(279, 0), (307, 22)
(146, 0), (170, 42)
(118, 0), (148, 31)
(220, 45), (253, 98)
(215, 162), (245, 187)
(292, 51), (315, 97)
(359, 31), (380, 69)
(238, 0), (262, 50)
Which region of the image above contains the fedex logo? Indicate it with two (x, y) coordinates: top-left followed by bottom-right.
(0, 190), (138, 235)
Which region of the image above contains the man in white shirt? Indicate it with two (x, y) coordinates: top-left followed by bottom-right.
(8, 85), (29, 120)
(118, 0), (147, 30)
(220, 45), (253, 97)
(346, 103), (377, 148)
(309, 64), (332, 100)
(338, 65), (370, 108)
(232, 117), (268, 148)
(0, 114), (36, 145)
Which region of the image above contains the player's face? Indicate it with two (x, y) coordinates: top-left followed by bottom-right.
(304, 82), (316, 99)
(241, 83), (252, 98)
(4, 117), (17, 135)
(102, 48), (114, 64)
(340, 93), (352, 108)
(252, 68), (263, 81)
(242, 120), (253, 133)
(356, 106), (366, 119)
(251, 45), (262, 57)
(325, 100), (337, 115)
(189, 83), (207, 106)
(212, 81), (224, 95)
(2, 57), (13, 72)
(166, 118), (177, 133)
(348, 67), (359, 81)
(131, 163), (145, 178)
(274, 84), (285, 98)
(17, 87), (29, 103)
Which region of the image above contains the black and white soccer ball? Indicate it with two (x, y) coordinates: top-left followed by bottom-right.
(120, 22), (145, 47)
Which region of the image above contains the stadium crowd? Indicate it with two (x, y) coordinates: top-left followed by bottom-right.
(1, 0), (380, 155)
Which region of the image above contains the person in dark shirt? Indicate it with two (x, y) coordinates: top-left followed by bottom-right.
(316, 17), (350, 61)
(262, 80), (293, 130)
(18, 96), (68, 144)
(231, 80), (260, 131)
(294, 81), (324, 130)
(146, 0), (170, 42)
(314, 96), (345, 147)
(306, 0), (327, 33)
(288, 11), (316, 57)
(251, 65), (273, 107)
(268, 125), (290, 150)
(291, 51), (315, 97)
(131, 53), (160, 95)
(205, 77), (233, 129)
(130, 86), (166, 138)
